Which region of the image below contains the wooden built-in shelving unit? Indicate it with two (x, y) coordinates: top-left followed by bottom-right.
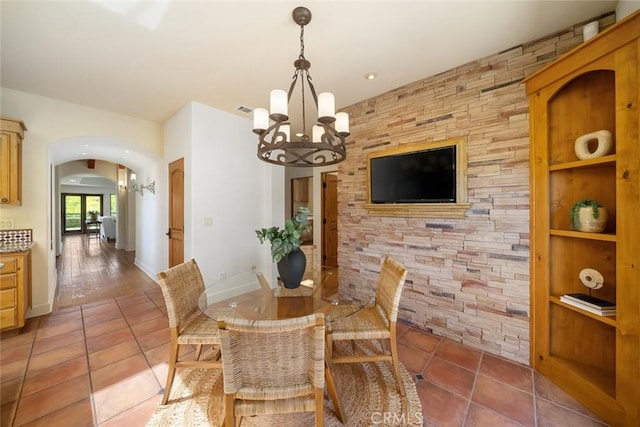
(526, 10), (640, 425)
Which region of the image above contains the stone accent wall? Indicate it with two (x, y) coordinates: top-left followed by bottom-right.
(337, 13), (615, 365)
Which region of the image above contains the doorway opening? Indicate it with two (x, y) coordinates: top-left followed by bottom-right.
(321, 172), (338, 268)
(61, 193), (103, 234)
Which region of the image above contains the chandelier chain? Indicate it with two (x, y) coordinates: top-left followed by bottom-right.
(301, 72), (307, 137)
(299, 24), (305, 60)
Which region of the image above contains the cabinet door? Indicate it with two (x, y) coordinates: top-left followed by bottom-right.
(0, 254), (27, 331)
(0, 130), (21, 205)
(0, 308), (17, 329)
(0, 118), (25, 205)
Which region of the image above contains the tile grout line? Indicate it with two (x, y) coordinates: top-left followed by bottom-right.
(80, 303), (100, 427)
(461, 350), (482, 426)
(116, 295), (166, 389)
(10, 318), (39, 427)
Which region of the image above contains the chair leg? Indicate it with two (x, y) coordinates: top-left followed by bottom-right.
(389, 326), (405, 397)
(315, 387), (324, 427)
(162, 339), (180, 404)
(224, 394), (235, 427)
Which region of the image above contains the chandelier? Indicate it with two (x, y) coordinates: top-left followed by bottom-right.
(253, 6), (349, 167)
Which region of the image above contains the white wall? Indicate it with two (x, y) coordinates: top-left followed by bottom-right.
(0, 88), (163, 316)
(163, 102), (285, 286)
(616, 1), (640, 20)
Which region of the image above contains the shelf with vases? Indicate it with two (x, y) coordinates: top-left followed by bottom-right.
(549, 229), (616, 242)
(549, 154), (616, 171)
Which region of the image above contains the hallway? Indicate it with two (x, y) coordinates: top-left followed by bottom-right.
(54, 234), (158, 309)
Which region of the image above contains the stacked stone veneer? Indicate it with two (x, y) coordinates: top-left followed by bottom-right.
(337, 13), (615, 365)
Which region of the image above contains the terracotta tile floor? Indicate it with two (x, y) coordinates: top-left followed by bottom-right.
(0, 235), (609, 426)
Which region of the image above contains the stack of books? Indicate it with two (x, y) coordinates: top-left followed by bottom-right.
(560, 293), (616, 316)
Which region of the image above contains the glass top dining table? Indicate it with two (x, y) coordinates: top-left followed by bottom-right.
(198, 266), (374, 323)
(197, 266), (374, 424)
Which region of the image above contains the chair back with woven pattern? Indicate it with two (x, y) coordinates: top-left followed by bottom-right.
(374, 257), (408, 323)
(156, 259), (206, 329)
(217, 313), (325, 397)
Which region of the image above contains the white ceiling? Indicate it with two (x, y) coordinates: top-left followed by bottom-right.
(1, 1), (620, 124)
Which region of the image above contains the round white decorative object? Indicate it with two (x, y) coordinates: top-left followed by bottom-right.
(574, 130), (613, 160)
(579, 268), (604, 290)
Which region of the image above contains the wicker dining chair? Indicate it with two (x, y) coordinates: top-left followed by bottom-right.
(217, 313), (326, 427)
(156, 259), (221, 404)
(325, 256), (408, 396)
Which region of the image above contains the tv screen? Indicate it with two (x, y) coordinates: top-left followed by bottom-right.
(369, 146), (456, 203)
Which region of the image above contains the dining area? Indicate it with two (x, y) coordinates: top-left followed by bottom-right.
(2, 241), (606, 426)
(148, 257), (421, 426)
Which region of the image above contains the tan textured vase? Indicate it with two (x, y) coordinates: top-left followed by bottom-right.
(578, 207), (608, 233)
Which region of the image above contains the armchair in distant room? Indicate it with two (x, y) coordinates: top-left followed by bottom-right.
(99, 216), (116, 241)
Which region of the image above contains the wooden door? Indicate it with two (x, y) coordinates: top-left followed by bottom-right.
(322, 173), (338, 267)
(168, 158), (184, 267)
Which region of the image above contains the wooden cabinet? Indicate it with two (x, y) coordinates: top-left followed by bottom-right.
(526, 11), (639, 426)
(0, 117), (26, 205)
(0, 251), (31, 331)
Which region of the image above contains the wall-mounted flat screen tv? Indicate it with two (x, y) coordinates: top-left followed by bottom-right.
(369, 146), (456, 203)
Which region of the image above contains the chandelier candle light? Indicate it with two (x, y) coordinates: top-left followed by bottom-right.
(253, 6), (349, 167)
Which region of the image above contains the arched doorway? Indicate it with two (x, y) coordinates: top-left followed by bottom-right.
(47, 136), (164, 287)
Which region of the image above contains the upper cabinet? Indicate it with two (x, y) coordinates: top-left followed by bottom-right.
(0, 118), (27, 206)
(526, 11), (639, 426)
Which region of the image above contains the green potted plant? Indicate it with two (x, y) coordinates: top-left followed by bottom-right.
(569, 199), (607, 232)
(88, 210), (99, 221)
(256, 207), (310, 288)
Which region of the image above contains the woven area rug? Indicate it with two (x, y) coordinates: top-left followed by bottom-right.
(147, 341), (422, 426)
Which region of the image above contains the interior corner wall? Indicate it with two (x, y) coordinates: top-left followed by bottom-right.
(337, 12), (616, 365)
(164, 102), (283, 287)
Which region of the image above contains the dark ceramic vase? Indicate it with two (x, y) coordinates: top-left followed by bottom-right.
(277, 249), (306, 289)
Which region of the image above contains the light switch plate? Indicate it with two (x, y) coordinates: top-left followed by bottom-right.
(0, 219), (14, 229)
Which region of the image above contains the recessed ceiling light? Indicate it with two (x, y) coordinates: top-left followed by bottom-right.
(364, 72), (377, 80)
(81, 152), (87, 156)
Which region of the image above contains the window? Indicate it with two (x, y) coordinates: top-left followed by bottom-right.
(62, 193), (103, 233)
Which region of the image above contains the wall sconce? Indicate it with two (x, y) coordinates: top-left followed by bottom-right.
(129, 173), (156, 196)
(118, 180), (126, 191)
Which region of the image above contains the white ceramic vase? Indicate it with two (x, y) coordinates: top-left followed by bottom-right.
(577, 207), (608, 233)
